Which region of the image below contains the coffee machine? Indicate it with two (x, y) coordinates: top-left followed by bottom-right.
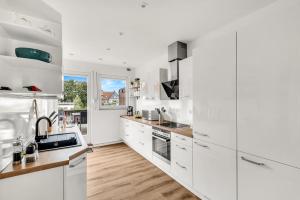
(127, 106), (134, 116)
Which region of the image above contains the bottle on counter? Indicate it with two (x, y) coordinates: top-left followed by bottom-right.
(25, 142), (38, 163)
(12, 137), (23, 165)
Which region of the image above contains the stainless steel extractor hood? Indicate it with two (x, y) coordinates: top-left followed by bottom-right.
(161, 41), (187, 100)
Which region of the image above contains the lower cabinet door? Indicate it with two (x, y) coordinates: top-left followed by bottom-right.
(64, 153), (87, 200)
(238, 152), (300, 200)
(193, 139), (236, 200)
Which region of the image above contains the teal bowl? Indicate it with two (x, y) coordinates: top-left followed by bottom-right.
(15, 48), (52, 63)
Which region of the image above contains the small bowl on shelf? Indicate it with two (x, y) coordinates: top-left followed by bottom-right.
(15, 48), (52, 63)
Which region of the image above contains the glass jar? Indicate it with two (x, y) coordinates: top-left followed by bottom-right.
(12, 138), (23, 165)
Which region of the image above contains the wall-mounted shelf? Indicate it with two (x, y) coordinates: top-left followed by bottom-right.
(0, 55), (61, 71)
(0, 21), (61, 47)
(0, 91), (60, 99)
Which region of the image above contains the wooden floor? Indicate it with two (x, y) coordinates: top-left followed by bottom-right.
(87, 143), (200, 200)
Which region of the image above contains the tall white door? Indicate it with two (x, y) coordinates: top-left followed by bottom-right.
(237, 1), (300, 168)
(193, 32), (236, 149)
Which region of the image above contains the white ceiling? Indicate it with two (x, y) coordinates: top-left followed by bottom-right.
(44, 0), (277, 68)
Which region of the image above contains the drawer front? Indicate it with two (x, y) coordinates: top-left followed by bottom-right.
(171, 141), (192, 186)
(238, 152), (300, 200)
(172, 132), (192, 147)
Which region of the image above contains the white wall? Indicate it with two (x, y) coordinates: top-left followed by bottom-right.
(63, 59), (135, 145)
(135, 54), (193, 126)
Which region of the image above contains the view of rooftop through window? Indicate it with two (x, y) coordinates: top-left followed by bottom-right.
(100, 78), (126, 108)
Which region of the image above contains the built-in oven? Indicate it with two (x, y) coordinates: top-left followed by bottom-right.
(152, 127), (171, 164)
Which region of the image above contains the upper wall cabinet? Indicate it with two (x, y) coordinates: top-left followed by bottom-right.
(0, 0), (62, 97)
(193, 32), (236, 150)
(237, 1), (300, 168)
(179, 57), (193, 100)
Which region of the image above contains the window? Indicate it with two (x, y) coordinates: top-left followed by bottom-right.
(99, 76), (127, 109)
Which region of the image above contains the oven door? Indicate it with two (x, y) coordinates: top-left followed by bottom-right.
(152, 134), (171, 164)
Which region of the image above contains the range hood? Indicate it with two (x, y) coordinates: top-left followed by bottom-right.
(161, 41), (187, 100)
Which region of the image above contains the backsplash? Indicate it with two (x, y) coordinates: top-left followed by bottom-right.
(136, 98), (193, 126)
(0, 97), (58, 143)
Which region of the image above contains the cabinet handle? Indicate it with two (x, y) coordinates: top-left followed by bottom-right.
(194, 142), (209, 149)
(194, 131), (209, 137)
(139, 142), (144, 145)
(241, 156), (266, 166)
(176, 144), (186, 151)
(176, 162), (187, 169)
(125, 134), (129, 136)
(69, 157), (86, 168)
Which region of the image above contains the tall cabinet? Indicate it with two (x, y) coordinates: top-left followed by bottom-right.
(237, 1), (300, 200)
(193, 32), (237, 200)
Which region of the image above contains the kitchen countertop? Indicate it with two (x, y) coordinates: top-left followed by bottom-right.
(0, 126), (88, 180)
(121, 115), (193, 138)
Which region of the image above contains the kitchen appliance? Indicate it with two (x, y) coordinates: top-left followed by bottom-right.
(161, 41), (187, 100)
(127, 106), (134, 116)
(152, 127), (171, 164)
(142, 110), (159, 121)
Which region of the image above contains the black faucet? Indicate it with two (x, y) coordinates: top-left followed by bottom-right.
(35, 116), (52, 141)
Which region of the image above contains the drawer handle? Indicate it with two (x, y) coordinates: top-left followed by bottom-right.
(176, 144), (186, 151)
(194, 131), (209, 137)
(176, 162), (187, 169)
(125, 134), (129, 136)
(241, 156), (265, 166)
(139, 142), (144, 145)
(194, 142), (209, 149)
(70, 157), (86, 168)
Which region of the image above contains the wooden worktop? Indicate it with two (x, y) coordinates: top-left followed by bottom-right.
(121, 116), (193, 138)
(0, 126), (88, 180)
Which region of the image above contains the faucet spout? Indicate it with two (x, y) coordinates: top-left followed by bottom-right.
(35, 116), (52, 140)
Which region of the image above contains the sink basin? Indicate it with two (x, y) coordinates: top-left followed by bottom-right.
(36, 132), (81, 152)
(159, 122), (188, 128)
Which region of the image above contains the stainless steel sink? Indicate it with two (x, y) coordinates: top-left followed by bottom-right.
(159, 122), (188, 128)
(36, 132), (81, 152)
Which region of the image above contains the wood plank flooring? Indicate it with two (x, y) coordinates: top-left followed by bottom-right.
(87, 143), (200, 200)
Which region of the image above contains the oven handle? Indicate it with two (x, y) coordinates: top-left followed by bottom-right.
(152, 135), (170, 142)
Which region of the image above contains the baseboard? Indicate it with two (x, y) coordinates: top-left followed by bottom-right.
(92, 140), (123, 147)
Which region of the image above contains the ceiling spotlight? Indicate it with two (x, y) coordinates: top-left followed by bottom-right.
(119, 32), (124, 36)
(106, 48), (111, 51)
(140, 1), (148, 8)
(98, 58), (103, 61)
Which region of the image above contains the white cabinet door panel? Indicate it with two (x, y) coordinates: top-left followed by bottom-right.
(179, 57), (193, 99)
(193, 139), (236, 200)
(193, 32), (236, 149)
(238, 152), (300, 200)
(237, 1), (300, 167)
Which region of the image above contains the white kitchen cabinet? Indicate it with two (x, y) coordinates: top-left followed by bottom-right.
(238, 152), (300, 200)
(64, 153), (87, 200)
(179, 57), (193, 99)
(237, 1), (300, 168)
(193, 32), (236, 150)
(0, 167), (64, 200)
(171, 133), (192, 187)
(193, 139), (236, 200)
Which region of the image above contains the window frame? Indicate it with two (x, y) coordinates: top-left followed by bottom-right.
(98, 74), (128, 110)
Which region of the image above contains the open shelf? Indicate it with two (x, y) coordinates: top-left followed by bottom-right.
(0, 90), (60, 99)
(0, 55), (61, 71)
(0, 21), (61, 47)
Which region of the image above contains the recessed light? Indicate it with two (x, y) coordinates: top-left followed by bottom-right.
(119, 32), (124, 36)
(140, 1), (148, 8)
(106, 48), (111, 51)
(98, 58), (103, 61)
(69, 53), (75, 56)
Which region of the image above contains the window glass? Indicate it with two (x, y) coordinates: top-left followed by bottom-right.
(99, 78), (126, 109)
